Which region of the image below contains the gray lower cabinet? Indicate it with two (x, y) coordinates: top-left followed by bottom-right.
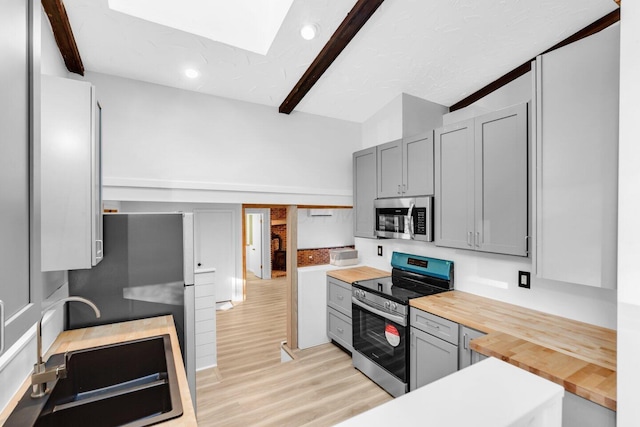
(327, 277), (352, 352)
(409, 308), (458, 391)
(435, 103), (528, 256)
(458, 325), (487, 369)
(353, 147), (377, 238)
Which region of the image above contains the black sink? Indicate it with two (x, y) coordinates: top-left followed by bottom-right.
(6, 335), (183, 427)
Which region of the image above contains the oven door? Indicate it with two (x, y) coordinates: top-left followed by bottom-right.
(352, 298), (408, 382)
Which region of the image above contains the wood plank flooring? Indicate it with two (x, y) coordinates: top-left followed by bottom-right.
(196, 275), (392, 426)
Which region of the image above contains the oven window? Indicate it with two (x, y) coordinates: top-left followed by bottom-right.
(352, 304), (408, 382)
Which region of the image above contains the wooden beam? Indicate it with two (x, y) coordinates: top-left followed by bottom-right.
(41, 0), (84, 75)
(279, 0), (385, 114)
(449, 9), (620, 112)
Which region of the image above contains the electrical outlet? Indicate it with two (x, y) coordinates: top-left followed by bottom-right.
(518, 271), (531, 289)
(377, 246), (383, 256)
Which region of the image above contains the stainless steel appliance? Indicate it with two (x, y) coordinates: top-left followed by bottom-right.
(374, 196), (433, 241)
(352, 252), (453, 397)
(68, 213), (196, 403)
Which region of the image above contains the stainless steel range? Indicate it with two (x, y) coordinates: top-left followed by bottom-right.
(351, 252), (454, 397)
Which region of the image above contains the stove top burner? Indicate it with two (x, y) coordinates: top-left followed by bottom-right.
(352, 275), (448, 305)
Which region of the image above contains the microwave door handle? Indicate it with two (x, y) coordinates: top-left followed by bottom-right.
(407, 202), (415, 239)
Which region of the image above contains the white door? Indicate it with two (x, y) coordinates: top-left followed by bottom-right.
(194, 210), (235, 302)
(247, 214), (263, 278)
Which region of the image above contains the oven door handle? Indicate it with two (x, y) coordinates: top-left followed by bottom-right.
(352, 297), (407, 327)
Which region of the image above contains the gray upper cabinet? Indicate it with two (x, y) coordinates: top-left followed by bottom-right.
(434, 120), (475, 250)
(435, 103), (528, 256)
(353, 147), (377, 238)
(403, 133), (434, 197)
(474, 104), (528, 256)
(378, 133), (435, 198)
(377, 139), (403, 198)
(41, 76), (104, 271)
(533, 24), (619, 289)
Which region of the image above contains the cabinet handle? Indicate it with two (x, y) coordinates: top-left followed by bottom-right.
(337, 327), (344, 334)
(403, 184), (407, 193)
(467, 231), (473, 247)
(464, 333), (469, 350)
(337, 295), (344, 300)
(525, 236), (530, 254)
(397, 185), (401, 195)
(475, 232), (480, 248)
(0, 300), (4, 355)
(96, 239), (103, 258)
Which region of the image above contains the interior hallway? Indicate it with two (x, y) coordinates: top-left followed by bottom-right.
(195, 274), (392, 426)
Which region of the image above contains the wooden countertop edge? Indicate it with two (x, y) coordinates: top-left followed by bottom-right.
(471, 335), (617, 411)
(0, 315), (197, 426)
(410, 290), (617, 411)
(326, 266), (390, 284)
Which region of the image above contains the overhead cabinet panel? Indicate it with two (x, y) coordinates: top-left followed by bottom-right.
(435, 104), (528, 257)
(474, 104), (528, 256)
(533, 24), (619, 288)
(377, 139), (403, 198)
(403, 133), (434, 197)
(353, 147), (377, 238)
(434, 120), (475, 250)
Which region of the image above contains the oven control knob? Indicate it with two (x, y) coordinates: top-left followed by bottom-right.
(384, 301), (390, 309)
(391, 302), (397, 310)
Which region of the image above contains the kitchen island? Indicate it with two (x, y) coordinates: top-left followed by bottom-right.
(0, 315), (196, 426)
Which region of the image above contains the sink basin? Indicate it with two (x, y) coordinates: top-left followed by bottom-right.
(6, 335), (183, 427)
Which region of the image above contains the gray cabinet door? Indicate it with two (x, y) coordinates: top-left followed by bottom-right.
(534, 24), (619, 288)
(458, 325), (486, 370)
(434, 120), (475, 250)
(474, 103), (528, 256)
(377, 139), (403, 198)
(353, 147), (377, 238)
(403, 133), (434, 197)
(410, 327), (458, 391)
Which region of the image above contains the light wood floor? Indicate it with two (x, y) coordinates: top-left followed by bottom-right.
(196, 274), (392, 426)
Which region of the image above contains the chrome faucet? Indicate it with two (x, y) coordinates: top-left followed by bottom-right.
(31, 296), (100, 398)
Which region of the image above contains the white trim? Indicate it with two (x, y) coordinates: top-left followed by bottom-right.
(104, 177), (351, 197)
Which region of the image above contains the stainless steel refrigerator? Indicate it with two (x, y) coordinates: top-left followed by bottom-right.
(68, 213), (196, 403)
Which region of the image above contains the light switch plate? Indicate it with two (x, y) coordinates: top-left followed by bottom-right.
(518, 271), (531, 289)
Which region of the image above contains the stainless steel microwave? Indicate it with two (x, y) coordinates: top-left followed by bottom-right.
(374, 196), (433, 242)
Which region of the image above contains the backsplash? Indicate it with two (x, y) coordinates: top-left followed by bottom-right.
(297, 246), (355, 267)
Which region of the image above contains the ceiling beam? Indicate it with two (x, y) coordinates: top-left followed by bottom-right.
(279, 0), (385, 115)
(449, 8), (620, 112)
(42, 0), (84, 76)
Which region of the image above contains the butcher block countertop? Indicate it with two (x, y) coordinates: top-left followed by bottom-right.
(0, 316), (196, 426)
(326, 266), (389, 284)
(410, 290), (617, 411)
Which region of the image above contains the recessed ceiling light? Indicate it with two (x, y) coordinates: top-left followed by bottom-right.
(300, 23), (318, 41)
(185, 68), (199, 79)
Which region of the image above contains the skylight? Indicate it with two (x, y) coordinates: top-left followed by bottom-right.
(108, 0), (295, 55)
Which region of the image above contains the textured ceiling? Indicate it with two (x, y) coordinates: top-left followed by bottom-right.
(63, 0), (618, 123)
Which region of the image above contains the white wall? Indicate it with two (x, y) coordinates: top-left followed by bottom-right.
(76, 72), (360, 206)
(357, 238), (616, 328)
(617, 2), (640, 425)
(297, 208), (354, 250)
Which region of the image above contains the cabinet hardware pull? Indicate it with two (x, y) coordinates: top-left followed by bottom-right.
(337, 295), (343, 300)
(476, 231), (480, 247)
(0, 300), (4, 355)
(525, 235), (530, 254)
(467, 231), (472, 246)
(464, 334), (469, 350)
(337, 327), (343, 334)
(397, 185), (401, 194)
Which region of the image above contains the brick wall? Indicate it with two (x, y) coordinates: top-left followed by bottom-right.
(297, 246), (356, 267)
(271, 207), (287, 272)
